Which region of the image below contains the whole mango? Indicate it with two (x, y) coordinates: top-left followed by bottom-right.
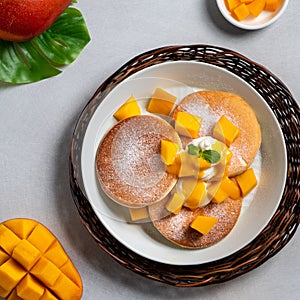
(0, 0), (73, 42)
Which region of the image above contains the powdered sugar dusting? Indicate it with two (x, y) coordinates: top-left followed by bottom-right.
(95, 115), (181, 207)
(149, 197), (242, 248)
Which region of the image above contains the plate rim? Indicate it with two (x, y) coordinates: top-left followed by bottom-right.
(69, 44), (300, 286)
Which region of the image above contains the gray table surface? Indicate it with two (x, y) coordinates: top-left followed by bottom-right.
(0, 1), (299, 299)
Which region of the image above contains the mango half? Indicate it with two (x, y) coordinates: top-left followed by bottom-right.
(0, 218), (82, 300)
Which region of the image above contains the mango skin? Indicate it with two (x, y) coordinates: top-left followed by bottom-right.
(0, 0), (73, 42)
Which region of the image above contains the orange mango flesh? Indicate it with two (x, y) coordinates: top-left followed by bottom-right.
(147, 88), (177, 116)
(234, 3), (250, 21)
(225, 0), (280, 21)
(248, 0), (266, 17)
(165, 151), (211, 179)
(113, 96), (141, 121)
(166, 193), (185, 215)
(213, 115), (240, 147)
(235, 168), (257, 197)
(129, 207), (149, 221)
(0, 219), (82, 300)
(190, 216), (218, 235)
(182, 179), (207, 210)
(160, 140), (179, 166)
(265, 0), (279, 11)
(174, 111), (202, 138)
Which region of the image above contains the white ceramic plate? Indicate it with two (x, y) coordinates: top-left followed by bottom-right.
(81, 61), (286, 265)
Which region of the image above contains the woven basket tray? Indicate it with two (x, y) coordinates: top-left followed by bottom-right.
(69, 45), (300, 287)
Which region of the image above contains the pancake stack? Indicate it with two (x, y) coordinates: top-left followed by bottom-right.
(95, 90), (261, 249)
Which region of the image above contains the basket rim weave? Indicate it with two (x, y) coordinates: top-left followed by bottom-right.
(69, 44), (300, 287)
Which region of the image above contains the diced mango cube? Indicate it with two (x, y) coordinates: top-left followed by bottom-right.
(60, 260), (82, 287)
(7, 289), (22, 300)
(166, 193), (185, 214)
(265, 0), (278, 11)
(226, 0), (241, 11)
(0, 249), (9, 265)
(166, 154), (181, 176)
(178, 152), (198, 178)
(233, 3), (250, 21)
(40, 289), (57, 300)
(211, 187), (229, 204)
(247, 0), (266, 17)
(147, 88), (177, 116)
(113, 96), (141, 121)
(4, 219), (36, 239)
(213, 115), (240, 146)
(190, 216), (218, 235)
(17, 274), (45, 300)
(31, 257), (61, 287)
(160, 139), (179, 165)
(129, 207), (149, 221)
(220, 177), (241, 200)
(182, 179), (207, 210)
(175, 111), (201, 138)
(235, 168), (257, 196)
(44, 241), (68, 268)
(12, 239), (41, 270)
(0, 286), (9, 298)
(51, 273), (82, 300)
(0, 259), (27, 294)
(27, 224), (55, 253)
(0, 225), (21, 255)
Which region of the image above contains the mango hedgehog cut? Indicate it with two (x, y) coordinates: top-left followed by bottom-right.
(0, 218), (83, 300)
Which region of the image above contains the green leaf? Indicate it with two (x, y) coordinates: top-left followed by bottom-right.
(33, 8), (90, 66)
(187, 144), (201, 157)
(202, 150), (221, 164)
(0, 7), (90, 84)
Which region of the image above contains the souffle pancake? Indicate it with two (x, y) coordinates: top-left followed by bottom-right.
(171, 90), (261, 176)
(95, 115), (182, 208)
(149, 196), (242, 249)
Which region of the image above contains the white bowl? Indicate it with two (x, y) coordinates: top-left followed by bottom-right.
(216, 0), (289, 30)
(81, 61), (287, 265)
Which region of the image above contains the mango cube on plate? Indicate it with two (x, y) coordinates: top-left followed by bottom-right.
(213, 115), (240, 146)
(160, 139), (179, 165)
(190, 215), (218, 235)
(166, 193), (185, 215)
(113, 95), (141, 121)
(147, 88), (177, 116)
(129, 207), (149, 221)
(175, 111), (202, 138)
(182, 179), (207, 210)
(235, 168), (257, 196)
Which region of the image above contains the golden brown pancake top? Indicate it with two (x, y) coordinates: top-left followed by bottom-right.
(171, 91), (261, 176)
(95, 115), (182, 208)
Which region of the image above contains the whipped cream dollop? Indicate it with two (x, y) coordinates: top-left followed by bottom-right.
(187, 136), (226, 181)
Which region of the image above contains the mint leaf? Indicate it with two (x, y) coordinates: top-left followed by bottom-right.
(188, 144), (201, 157)
(202, 150), (220, 163)
(0, 7), (90, 84)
